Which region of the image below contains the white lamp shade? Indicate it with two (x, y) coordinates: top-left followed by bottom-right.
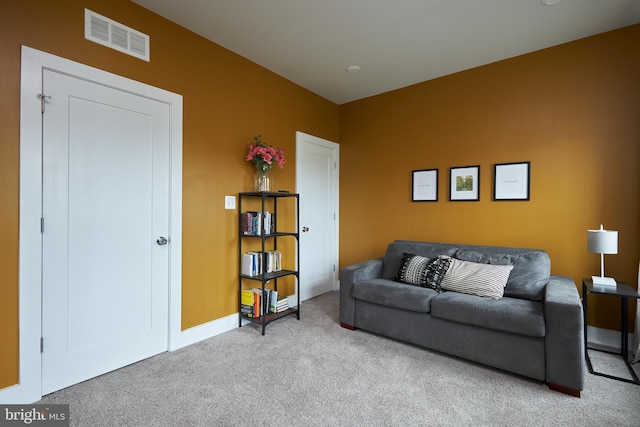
(587, 229), (618, 254)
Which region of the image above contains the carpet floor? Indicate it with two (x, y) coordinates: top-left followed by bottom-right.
(39, 291), (640, 426)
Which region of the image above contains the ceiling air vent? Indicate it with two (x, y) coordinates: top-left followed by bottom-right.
(84, 9), (150, 62)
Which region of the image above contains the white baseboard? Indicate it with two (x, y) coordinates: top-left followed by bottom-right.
(169, 312), (240, 351)
(0, 382), (33, 405)
(587, 325), (634, 354)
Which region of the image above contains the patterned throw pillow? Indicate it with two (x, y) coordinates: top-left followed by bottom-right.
(440, 257), (514, 299)
(394, 253), (451, 291)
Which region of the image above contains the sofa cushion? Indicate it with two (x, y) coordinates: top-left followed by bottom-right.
(352, 278), (438, 313)
(431, 292), (545, 338)
(394, 253), (450, 291)
(454, 249), (550, 301)
(381, 241), (458, 279)
(440, 257), (513, 299)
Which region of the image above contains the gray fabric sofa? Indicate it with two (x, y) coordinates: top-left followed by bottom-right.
(340, 240), (585, 396)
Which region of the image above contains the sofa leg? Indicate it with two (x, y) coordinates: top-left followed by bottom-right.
(548, 383), (580, 398)
(341, 322), (357, 330)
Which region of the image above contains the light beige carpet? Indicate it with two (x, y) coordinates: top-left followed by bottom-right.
(40, 291), (640, 426)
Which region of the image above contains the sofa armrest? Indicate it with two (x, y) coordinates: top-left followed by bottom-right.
(544, 275), (585, 394)
(340, 258), (384, 327)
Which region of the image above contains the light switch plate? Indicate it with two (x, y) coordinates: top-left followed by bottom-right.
(225, 195), (236, 210)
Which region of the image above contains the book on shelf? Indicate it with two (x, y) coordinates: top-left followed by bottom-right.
(265, 250), (282, 273)
(252, 288), (262, 317)
(263, 289), (279, 315)
(241, 251), (262, 276)
(275, 295), (288, 313)
(240, 289), (255, 317)
(240, 211), (275, 236)
(241, 250), (282, 276)
(241, 288), (288, 318)
(241, 253), (256, 276)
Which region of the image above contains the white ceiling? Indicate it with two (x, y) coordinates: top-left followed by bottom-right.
(132, 0), (640, 105)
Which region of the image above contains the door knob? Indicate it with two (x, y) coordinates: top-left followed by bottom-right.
(156, 236), (168, 245)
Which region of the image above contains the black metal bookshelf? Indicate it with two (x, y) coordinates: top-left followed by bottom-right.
(237, 191), (300, 335)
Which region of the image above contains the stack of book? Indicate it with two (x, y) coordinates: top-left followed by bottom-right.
(240, 288), (286, 318)
(274, 295), (289, 313)
(240, 211), (274, 236)
(242, 250), (282, 276)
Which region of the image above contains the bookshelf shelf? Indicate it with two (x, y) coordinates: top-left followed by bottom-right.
(240, 269), (298, 281)
(240, 306), (299, 326)
(242, 232), (298, 238)
(238, 191), (300, 335)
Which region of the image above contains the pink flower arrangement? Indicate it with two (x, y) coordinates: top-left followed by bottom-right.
(246, 135), (286, 173)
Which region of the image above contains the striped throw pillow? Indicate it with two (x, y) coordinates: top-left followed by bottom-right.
(440, 257), (513, 299)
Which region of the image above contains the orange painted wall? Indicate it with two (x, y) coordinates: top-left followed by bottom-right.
(339, 24), (640, 334)
(0, 0), (339, 390)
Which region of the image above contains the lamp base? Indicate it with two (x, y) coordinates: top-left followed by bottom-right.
(592, 275), (617, 287)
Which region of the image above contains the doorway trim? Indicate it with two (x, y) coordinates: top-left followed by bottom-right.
(7, 46), (183, 403)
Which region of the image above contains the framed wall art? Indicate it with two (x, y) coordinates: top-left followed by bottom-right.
(412, 169), (438, 202)
(449, 165), (480, 201)
(493, 161), (530, 201)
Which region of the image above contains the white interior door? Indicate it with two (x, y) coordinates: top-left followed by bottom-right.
(41, 69), (170, 394)
(296, 132), (339, 301)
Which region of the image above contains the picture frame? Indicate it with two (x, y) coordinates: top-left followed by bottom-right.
(412, 169), (438, 202)
(449, 165), (480, 201)
(493, 161), (530, 201)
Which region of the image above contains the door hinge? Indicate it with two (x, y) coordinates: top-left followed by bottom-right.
(333, 161), (337, 169)
(40, 337), (44, 353)
(41, 217), (44, 233)
(37, 94), (51, 113)
(333, 264), (336, 272)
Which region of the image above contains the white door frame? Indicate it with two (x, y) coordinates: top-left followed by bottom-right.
(3, 46), (183, 403)
(295, 131), (340, 296)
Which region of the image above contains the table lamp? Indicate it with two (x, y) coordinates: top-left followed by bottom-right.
(587, 224), (618, 286)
